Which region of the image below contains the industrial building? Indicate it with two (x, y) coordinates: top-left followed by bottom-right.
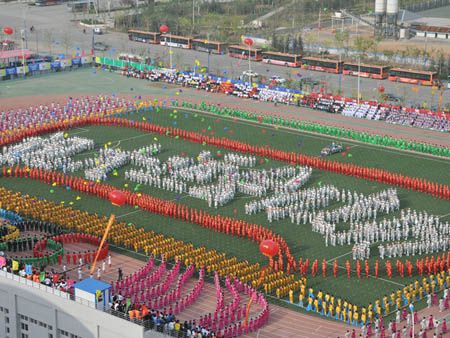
(375, 0), (400, 38)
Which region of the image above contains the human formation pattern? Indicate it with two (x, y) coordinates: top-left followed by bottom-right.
(3, 132), (449, 261)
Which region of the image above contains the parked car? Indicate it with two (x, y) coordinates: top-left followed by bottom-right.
(270, 76), (286, 85)
(381, 93), (403, 103)
(93, 27), (104, 35)
(93, 42), (108, 51)
(320, 143), (343, 157)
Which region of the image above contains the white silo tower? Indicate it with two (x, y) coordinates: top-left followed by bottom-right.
(374, 0), (387, 36)
(386, 0), (399, 37)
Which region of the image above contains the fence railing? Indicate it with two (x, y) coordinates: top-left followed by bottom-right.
(0, 62), (93, 82)
(0, 269), (96, 307)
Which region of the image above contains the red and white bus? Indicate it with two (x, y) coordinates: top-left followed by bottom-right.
(343, 63), (390, 79)
(301, 57), (343, 74)
(228, 45), (262, 61)
(262, 51), (301, 67)
(128, 30), (161, 44)
(192, 39), (226, 54)
(160, 34), (192, 49)
(388, 68), (438, 86)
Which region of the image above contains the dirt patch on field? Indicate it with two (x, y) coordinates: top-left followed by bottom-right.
(0, 94), (81, 111)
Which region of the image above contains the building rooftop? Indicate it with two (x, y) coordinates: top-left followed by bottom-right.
(73, 278), (111, 294)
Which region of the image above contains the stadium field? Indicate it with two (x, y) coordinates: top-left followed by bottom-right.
(0, 69), (449, 308)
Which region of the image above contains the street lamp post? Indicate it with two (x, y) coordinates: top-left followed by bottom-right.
(248, 44), (251, 73)
(35, 29), (39, 54)
(207, 49), (211, 76)
(243, 37), (254, 81)
(169, 36), (172, 69)
(20, 29), (26, 79)
(357, 55), (361, 104)
(159, 25), (171, 69)
(91, 28), (95, 56)
(23, 7), (28, 49)
(338, 53), (342, 94)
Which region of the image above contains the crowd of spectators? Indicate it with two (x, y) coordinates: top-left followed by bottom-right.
(120, 67), (450, 133)
(110, 294), (218, 337)
(1, 252), (72, 291)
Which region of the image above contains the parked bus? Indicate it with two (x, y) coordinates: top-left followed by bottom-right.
(66, 0), (93, 11)
(388, 68), (438, 86)
(160, 34), (192, 49)
(262, 51), (301, 67)
(301, 57), (343, 74)
(343, 63), (390, 79)
(127, 30), (160, 44)
(35, 0), (60, 5)
(228, 45), (262, 61)
(191, 39), (226, 54)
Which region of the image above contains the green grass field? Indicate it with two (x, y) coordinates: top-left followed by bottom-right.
(1, 70), (449, 307)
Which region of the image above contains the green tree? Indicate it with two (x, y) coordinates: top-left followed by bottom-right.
(296, 34), (304, 54)
(353, 36), (375, 53)
(334, 30), (349, 51)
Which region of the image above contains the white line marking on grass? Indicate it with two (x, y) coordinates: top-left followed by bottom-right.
(69, 127), (90, 135)
(371, 276), (404, 286)
(326, 251), (353, 263)
(439, 212), (450, 219)
(114, 134), (151, 143)
(182, 107), (450, 164)
(116, 209), (142, 219)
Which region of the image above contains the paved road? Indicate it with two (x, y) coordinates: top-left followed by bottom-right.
(1, 2), (449, 108)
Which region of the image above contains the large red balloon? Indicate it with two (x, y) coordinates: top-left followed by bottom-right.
(243, 38), (254, 46)
(3, 27), (13, 35)
(259, 239), (279, 258)
(109, 189), (127, 206)
(159, 25), (169, 34)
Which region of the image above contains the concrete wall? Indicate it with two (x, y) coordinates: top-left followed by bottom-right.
(0, 273), (145, 338)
